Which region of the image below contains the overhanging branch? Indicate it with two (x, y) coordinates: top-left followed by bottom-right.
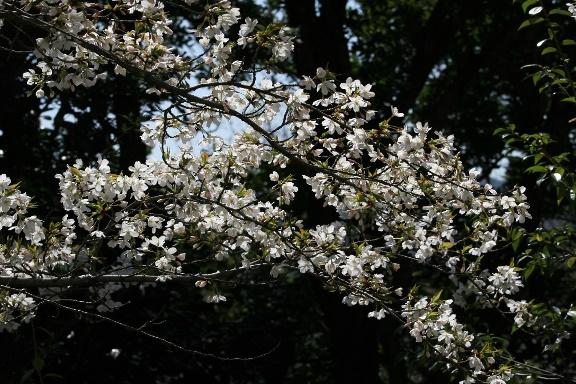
(0, 264), (269, 288)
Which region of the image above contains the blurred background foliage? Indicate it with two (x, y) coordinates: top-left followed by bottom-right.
(0, 0), (575, 383)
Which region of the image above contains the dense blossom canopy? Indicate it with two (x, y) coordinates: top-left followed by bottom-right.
(0, 1), (574, 383)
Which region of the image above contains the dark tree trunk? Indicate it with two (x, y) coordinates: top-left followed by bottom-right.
(113, 78), (148, 172)
(0, 53), (41, 181)
(0, 25), (51, 208)
(284, 0), (350, 78)
(111, 16), (148, 172)
(395, 0), (464, 113)
(283, 1), (380, 383)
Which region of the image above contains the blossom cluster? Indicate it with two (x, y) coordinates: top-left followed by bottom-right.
(0, 292), (36, 332)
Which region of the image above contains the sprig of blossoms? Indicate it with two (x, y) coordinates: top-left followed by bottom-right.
(0, 292), (36, 332)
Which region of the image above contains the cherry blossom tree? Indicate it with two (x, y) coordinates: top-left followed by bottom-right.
(0, 1), (574, 383)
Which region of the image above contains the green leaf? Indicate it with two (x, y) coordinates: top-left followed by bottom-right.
(562, 39), (576, 46)
(553, 152), (571, 162)
(522, 0), (539, 12)
(534, 153), (544, 164)
(134, 21), (145, 34)
(541, 47), (558, 55)
(561, 96), (576, 103)
(532, 72), (542, 86)
(431, 290), (443, 303)
(511, 230), (524, 252)
(524, 261), (536, 280)
(557, 185), (566, 205)
(538, 83), (550, 93)
(518, 17), (545, 30)
(549, 8), (572, 17)
(526, 165), (548, 173)
(567, 256), (576, 268)
(505, 137), (518, 145)
(511, 323), (520, 334)
(552, 78), (569, 86)
(441, 241), (455, 249)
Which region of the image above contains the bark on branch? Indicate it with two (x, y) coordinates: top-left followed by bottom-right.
(0, 264), (269, 288)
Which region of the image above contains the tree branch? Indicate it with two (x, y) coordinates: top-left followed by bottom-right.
(0, 264), (269, 288)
